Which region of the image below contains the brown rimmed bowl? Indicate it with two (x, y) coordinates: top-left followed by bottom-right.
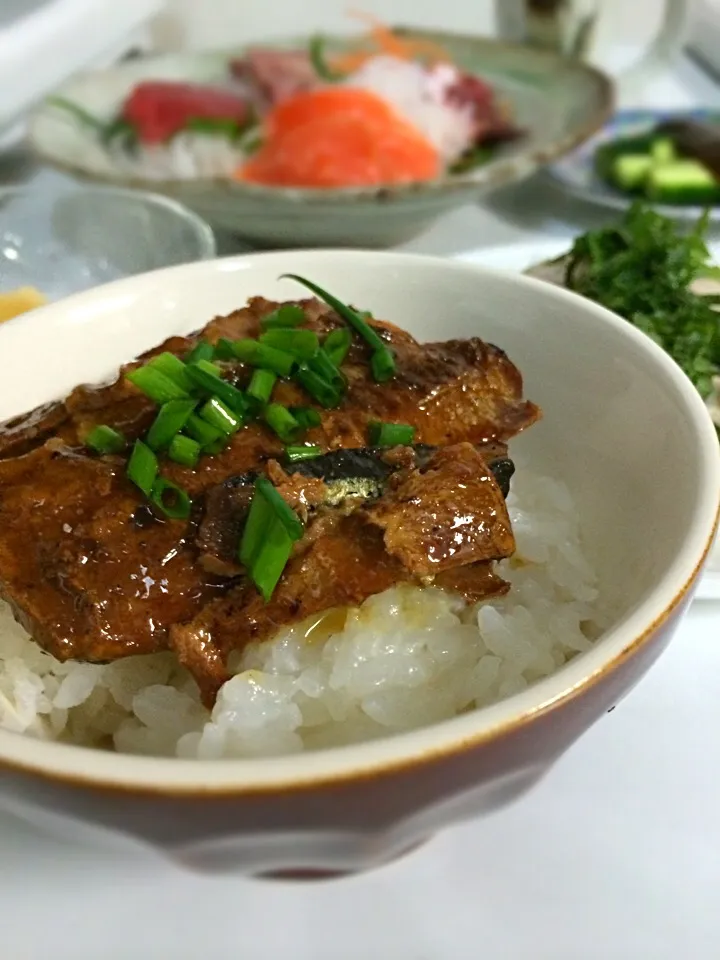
(0, 250), (716, 875)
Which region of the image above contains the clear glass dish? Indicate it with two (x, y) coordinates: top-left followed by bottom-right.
(0, 185), (216, 300)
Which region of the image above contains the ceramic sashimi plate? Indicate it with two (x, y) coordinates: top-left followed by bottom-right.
(456, 238), (720, 601)
(28, 27), (612, 248)
(546, 108), (720, 221)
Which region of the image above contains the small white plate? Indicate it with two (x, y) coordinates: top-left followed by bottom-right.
(545, 109), (720, 222)
(457, 239), (720, 601)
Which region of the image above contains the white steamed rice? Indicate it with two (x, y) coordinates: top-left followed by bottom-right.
(0, 467), (602, 758)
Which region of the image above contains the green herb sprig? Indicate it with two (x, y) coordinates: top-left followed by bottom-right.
(564, 202), (720, 398)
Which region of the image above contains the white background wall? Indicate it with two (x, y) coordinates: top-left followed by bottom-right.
(149, 0), (671, 58)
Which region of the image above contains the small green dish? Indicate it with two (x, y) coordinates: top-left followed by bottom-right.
(29, 28), (613, 248)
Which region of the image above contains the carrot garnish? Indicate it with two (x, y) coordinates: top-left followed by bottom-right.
(330, 10), (452, 75)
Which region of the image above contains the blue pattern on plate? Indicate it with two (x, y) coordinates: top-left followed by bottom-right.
(547, 108), (720, 221)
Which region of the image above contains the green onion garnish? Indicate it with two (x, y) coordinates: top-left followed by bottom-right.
(370, 349), (396, 384)
(185, 364), (248, 415)
(368, 421), (416, 447)
(238, 483), (272, 568)
(85, 424), (126, 455)
(309, 35), (343, 82)
(168, 434), (201, 468)
(127, 440), (158, 496)
(290, 406), (322, 429)
(285, 444), (322, 463)
(281, 274), (396, 382)
(255, 476), (304, 541)
(264, 403), (302, 443)
(323, 328), (352, 367)
(199, 397), (242, 435)
(213, 338), (236, 361)
(126, 365), (189, 404)
(145, 398), (196, 451)
(193, 358), (223, 378)
(185, 117), (243, 138)
(185, 340), (215, 365)
(47, 96), (104, 130)
(261, 304), (306, 330)
(238, 477), (305, 600)
(251, 517), (294, 602)
(147, 352), (195, 393)
(295, 364), (341, 408)
(185, 413), (224, 450)
(259, 328), (319, 361)
(247, 368), (277, 408)
(308, 347), (346, 390)
(230, 339), (296, 378)
(150, 478), (192, 520)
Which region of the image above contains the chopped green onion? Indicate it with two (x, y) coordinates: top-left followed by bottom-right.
(281, 274), (396, 381)
(127, 440), (158, 497)
(290, 406), (322, 429)
(145, 398), (196, 451)
(147, 352), (195, 393)
(213, 338), (236, 361)
(285, 444), (322, 463)
(185, 117), (243, 138)
(251, 516), (293, 602)
(261, 304), (306, 330)
(185, 414), (224, 450)
(185, 340), (215, 365)
(295, 363), (341, 408)
(371, 348), (397, 384)
(309, 35), (343, 82)
(150, 478), (192, 520)
(185, 364), (248, 414)
(247, 368), (277, 407)
(101, 118), (136, 146)
(193, 358), (223, 378)
(238, 477), (305, 600)
(259, 328), (319, 361)
(126, 365), (189, 404)
(85, 424), (126, 455)
(199, 397), (242, 435)
(368, 421), (416, 447)
(255, 476), (304, 541)
(238, 483), (272, 568)
(308, 348), (346, 390)
(264, 402), (302, 443)
(168, 434), (201, 468)
(230, 339), (296, 378)
(323, 328), (352, 366)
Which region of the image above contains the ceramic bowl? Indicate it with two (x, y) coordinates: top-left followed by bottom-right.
(27, 28), (613, 248)
(0, 185), (216, 299)
(0, 251), (716, 876)
(546, 108), (720, 222)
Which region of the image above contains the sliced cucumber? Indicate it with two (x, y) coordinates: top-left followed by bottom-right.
(650, 136), (676, 165)
(647, 160), (720, 204)
(610, 154), (653, 192)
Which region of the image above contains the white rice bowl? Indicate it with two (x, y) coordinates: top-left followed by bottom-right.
(0, 465), (603, 759)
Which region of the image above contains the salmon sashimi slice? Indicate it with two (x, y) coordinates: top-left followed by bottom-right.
(238, 87), (440, 187)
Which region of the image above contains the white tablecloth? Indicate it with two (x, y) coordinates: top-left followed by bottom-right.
(1, 56), (720, 960)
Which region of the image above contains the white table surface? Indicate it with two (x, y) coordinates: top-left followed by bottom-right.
(2, 55), (720, 960)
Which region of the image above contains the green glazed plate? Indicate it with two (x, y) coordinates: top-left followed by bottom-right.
(29, 28), (614, 248)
